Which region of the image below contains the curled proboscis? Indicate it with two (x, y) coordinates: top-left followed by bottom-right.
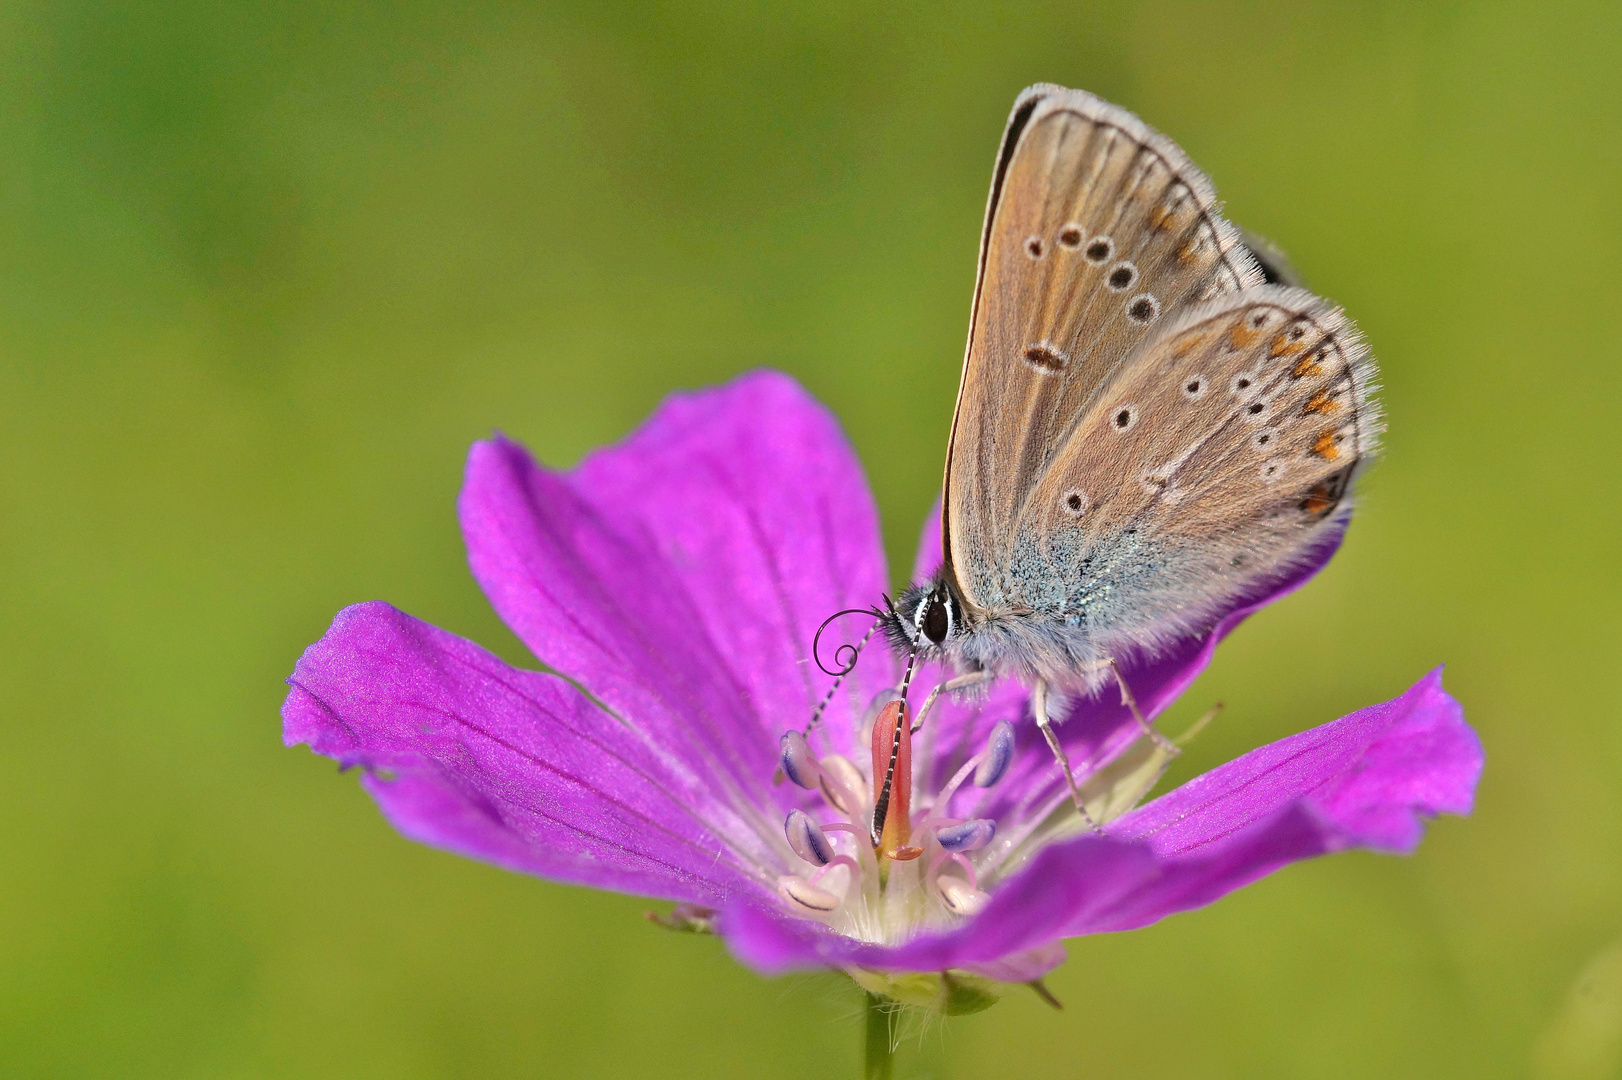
(812, 606), (884, 678)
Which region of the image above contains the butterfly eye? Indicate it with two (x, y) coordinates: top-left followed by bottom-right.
(920, 595), (952, 644)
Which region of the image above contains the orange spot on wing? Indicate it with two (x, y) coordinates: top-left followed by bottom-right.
(1229, 323), (1261, 349)
(1302, 390), (1339, 415)
(1270, 333), (1307, 357)
(1149, 203), (1184, 230)
(1292, 354), (1323, 379)
(1311, 429), (1341, 460)
(1172, 327), (1213, 356)
(1301, 488), (1335, 515)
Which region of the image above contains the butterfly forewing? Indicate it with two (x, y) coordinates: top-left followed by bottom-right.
(945, 85), (1262, 611)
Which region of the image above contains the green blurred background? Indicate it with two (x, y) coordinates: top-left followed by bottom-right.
(4, 1), (1620, 1076)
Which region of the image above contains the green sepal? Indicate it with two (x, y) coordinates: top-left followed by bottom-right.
(643, 903), (717, 934)
(847, 967), (1003, 1016)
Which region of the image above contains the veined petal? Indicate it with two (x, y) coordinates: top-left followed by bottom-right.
(1114, 667), (1477, 855)
(459, 371), (893, 812)
(283, 602), (785, 907)
(719, 669), (1479, 974)
(570, 370), (894, 761)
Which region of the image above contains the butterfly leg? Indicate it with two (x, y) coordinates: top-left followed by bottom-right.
(1106, 658), (1178, 755)
(910, 669), (994, 734)
(1032, 678), (1103, 834)
(1175, 700), (1224, 746)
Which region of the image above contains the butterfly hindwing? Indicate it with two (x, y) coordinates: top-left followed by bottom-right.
(945, 85), (1262, 612)
(1009, 286), (1380, 645)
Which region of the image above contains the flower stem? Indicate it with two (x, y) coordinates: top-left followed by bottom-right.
(863, 992), (894, 1079)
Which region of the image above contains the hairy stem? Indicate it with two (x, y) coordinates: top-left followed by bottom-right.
(863, 992), (895, 1080)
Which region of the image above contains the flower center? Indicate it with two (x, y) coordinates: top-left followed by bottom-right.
(775, 698), (1015, 944)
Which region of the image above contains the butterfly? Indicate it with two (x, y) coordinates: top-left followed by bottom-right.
(818, 84), (1381, 822)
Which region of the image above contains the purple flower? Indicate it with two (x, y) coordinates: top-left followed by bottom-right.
(283, 371), (1482, 1007)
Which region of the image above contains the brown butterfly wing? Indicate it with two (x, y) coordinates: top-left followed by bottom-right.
(943, 85), (1262, 612)
(1011, 287), (1380, 642)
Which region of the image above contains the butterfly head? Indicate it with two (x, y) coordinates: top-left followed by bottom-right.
(883, 576), (962, 658)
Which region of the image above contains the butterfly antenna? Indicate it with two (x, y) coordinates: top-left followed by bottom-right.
(806, 605), (884, 736)
(898, 642), (920, 705)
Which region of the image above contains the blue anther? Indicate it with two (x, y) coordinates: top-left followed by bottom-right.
(784, 809), (834, 866)
(779, 730), (819, 789)
(974, 721), (1016, 787)
(936, 818), (996, 853)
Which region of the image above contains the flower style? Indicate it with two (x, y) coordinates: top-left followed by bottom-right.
(283, 371), (1482, 1008)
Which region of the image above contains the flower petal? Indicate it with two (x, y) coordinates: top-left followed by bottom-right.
(283, 602), (786, 906)
(569, 370), (893, 753)
(458, 370), (893, 810)
(720, 668), (1479, 974)
(1115, 667), (1479, 853)
(722, 840), (1156, 975)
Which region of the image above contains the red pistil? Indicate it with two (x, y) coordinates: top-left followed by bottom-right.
(870, 700), (922, 861)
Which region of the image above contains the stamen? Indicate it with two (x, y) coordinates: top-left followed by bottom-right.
(923, 719), (1016, 820)
(974, 721), (1017, 787)
(784, 809), (834, 866)
(778, 875), (842, 912)
(817, 756), (865, 815)
(936, 818), (996, 853)
(809, 854), (860, 887)
(778, 730), (819, 789)
(773, 641), (1032, 935)
(936, 875), (990, 917)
